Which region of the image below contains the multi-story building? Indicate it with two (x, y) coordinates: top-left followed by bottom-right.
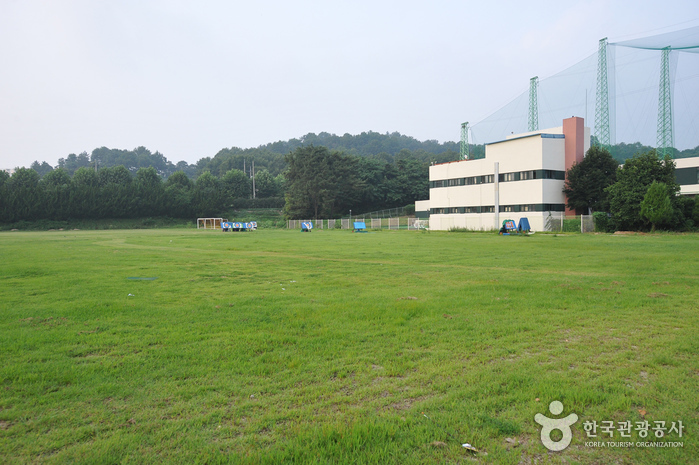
(417, 117), (589, 231)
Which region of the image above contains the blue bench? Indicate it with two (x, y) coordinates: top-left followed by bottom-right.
(353, 221), (367, 232)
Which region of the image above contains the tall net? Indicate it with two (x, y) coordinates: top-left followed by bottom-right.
(469, 27), (699, 156)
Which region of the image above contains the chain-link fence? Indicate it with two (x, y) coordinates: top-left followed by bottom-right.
(287, 217), (426, 230)
(581, 214), (595, 233)
(544, 213), (595, 233)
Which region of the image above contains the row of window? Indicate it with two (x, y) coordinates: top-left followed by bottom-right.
(431, 175), (495, 188)
(431, 203), (566, 214)
(430, 169), (565, 188)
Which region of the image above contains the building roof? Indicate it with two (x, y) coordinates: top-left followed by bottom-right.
(485, 133), (565, 146)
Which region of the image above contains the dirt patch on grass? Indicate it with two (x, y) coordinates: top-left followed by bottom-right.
(383, 395), (431, 412)
(647, 293), (669, 298)
(20, 316), (69, 328)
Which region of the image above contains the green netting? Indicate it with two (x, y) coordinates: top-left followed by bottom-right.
(612, 26), (699, 52)
(469, 27), (699, 154)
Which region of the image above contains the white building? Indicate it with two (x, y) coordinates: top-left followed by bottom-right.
(417, 117), (589, 231)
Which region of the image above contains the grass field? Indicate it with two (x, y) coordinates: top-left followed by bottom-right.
(0, 229), (697, 464)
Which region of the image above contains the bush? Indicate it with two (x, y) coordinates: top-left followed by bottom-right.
(593, 211), (615, 233)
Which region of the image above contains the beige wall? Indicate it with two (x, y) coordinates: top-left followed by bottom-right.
(425, 122), (590, 231)
(429, 212), (551, 232)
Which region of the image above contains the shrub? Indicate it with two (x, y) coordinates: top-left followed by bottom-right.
(593, 212), (615, 233)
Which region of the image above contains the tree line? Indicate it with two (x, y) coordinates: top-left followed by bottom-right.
(24, 131), (464, 182)
(7, 131), (699, 228)
(564, 146), (699, 231)
(0, 166), (284, 223)
(1, 144), (438, 223)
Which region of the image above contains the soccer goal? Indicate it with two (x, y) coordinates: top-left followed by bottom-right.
(197, 218), (227, 229)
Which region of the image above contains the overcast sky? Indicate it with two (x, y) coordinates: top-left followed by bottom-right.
(1, 0), (697, 169)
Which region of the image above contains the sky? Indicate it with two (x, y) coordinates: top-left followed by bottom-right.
(1, 0), (698, 169)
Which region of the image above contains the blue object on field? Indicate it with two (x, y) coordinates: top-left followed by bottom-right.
(518, 217), (531, 233)
(499, 219), (518, 235)
(222, 221), (257, 232)
(354, 221), (367, 232)
(301, 221), (313, 232)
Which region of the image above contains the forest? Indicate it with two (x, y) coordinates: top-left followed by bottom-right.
(4, 130), (698, 223)
(2, 132), (464, 222)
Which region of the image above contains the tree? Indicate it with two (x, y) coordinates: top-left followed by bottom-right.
(220, 169), (251, 200)
(71, 167), (100, 218)
(640, 182), (673, 232)
(164, 171), (193, 218)
(5, 168), (42, 221)
(283, 145), (333, 220)
(58, 152), (91, 175)
(134, 167), (165, 217)
(30, 161), (54, 177)
(0, 170), (9, 222)
(324, 151), (364, 217)
(97, 166), (133, 218)
(606, 151), (681, 231)
(563, 145), (618, 214)
(252, 169), (279, 198)
(283, 145), (364, 219)
(193, 172), (225, 217)
(40, 168), (73, 220)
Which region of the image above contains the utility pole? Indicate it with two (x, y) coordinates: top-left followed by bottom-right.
(252, 160), (256, 199)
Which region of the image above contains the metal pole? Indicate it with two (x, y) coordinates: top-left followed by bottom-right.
(494, 162), (499, 230)
(252, 161), (256, 199)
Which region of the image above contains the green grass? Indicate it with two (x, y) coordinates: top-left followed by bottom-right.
(0, 229), (697, 464)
